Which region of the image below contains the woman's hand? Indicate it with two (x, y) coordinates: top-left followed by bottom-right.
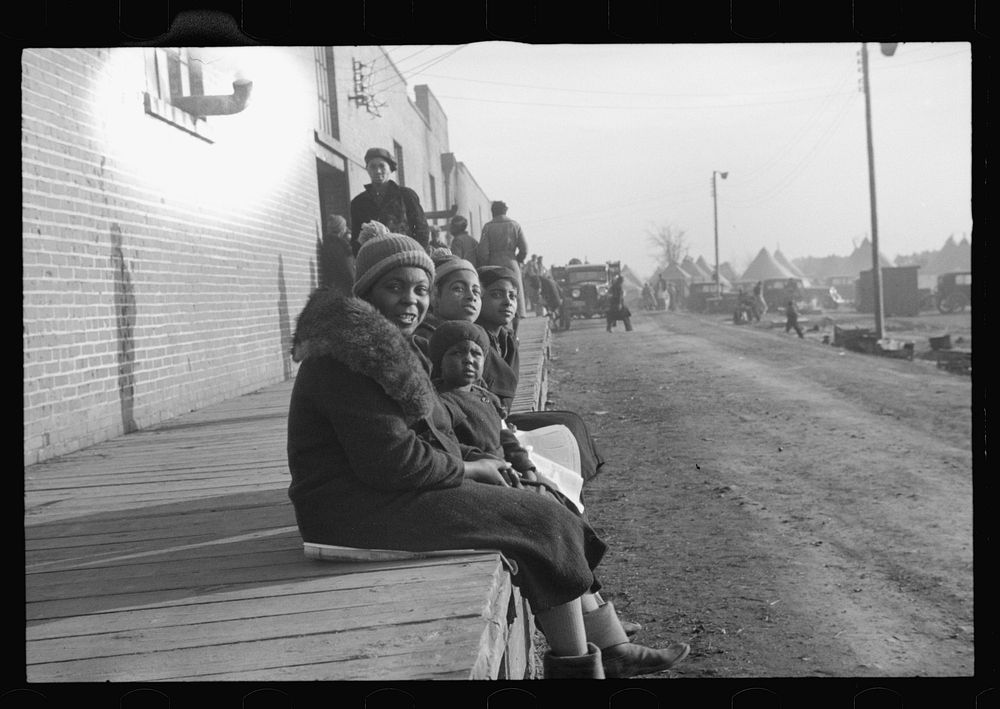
(464, 458), (521, 487)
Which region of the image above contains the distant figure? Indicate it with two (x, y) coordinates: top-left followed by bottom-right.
(641, 282), (655, 310)
(319, 213), (356, 296)
(428, 228), (453, 264)
(753, 281), (767, 321)
(477, 200), (529, 329)
(606, 275), (633, 332)
(447, 215), (478, 266)
(523, 255), (544, 315)
(734, 288), (755, 324)
(784, 300), (804, 338)
(350, 147), (430, 254)
(538, 272), (564, 326)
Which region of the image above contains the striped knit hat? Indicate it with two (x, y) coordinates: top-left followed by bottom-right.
(353, 221), (435, 297)
(433, 257), (478, 291)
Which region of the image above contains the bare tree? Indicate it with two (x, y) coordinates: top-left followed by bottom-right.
(646, 223), (689, 270)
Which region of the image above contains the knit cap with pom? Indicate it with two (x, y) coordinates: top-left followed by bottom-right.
(353, 221), (436, 297)
(428, 320), (491, 378)
(433, 257), (479, 291)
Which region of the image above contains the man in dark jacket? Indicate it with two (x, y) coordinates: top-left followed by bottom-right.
(350, 147), (430, 255)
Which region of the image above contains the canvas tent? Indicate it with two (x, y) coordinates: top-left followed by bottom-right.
(843, 238), (892, 276)
(655, 261), (691, 284)
(681, 256), (713, 281)
(695, 256), (732, 288)
(773, 248), (811, 286)
(719, 262), (739, 283)
(740, 248), (797, 282)
(922, 235), (971, 276)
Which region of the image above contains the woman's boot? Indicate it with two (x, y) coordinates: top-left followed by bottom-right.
(583, 601), (690, 679)
(542, 642), (605, 679)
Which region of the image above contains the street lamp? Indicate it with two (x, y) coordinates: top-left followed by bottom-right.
(712, 170), (728, 295)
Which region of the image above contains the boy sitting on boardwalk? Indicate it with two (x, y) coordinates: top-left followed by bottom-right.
(429, 320), (573, 506)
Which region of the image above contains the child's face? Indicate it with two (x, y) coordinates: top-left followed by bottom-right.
(479, 279), (518, 328)
(435, 271), (482, 322)
(440, 340), (485, 388)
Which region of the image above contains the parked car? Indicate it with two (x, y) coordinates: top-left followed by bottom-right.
(935, 271), (971, 313)
(686, 281), (720, 312)
(762, 277), (805, 311)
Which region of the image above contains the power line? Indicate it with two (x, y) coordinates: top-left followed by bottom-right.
(383, 45), (436, 70)
(369, 45), (466, 91)
(419, 71), (864, 100)
(432, 89), (859, 111)
(725, 68), (858, 187)
(726, 92), (861, 209)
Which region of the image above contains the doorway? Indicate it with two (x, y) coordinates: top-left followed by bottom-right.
(316, 157), (350, 240)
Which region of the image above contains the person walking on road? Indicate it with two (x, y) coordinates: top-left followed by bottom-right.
(784, 300), (804, 338)
(606, 275), (633, 332)
(477, 201), (528, 331)
(350, 147), (430, 255)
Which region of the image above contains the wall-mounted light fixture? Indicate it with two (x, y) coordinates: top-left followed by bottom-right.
(170, 79), (253, 117)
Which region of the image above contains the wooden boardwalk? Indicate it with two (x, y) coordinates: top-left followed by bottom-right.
(24, 317), (550, 682)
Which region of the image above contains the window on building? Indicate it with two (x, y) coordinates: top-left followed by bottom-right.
(428, 174), (437, 211)
(143, 47), (213, 141)
(393, 141), (405, 187)
(315, 47), (340, 140)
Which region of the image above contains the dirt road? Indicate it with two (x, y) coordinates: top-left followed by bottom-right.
(545, 308), (975, 678)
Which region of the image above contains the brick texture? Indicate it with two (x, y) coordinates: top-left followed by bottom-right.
(23, 46), (492, 466)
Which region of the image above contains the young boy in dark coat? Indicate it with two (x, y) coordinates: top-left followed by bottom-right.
(477, 266), (607, 483)
(475, 266), (522, 415)
(429, 320), (567, 499)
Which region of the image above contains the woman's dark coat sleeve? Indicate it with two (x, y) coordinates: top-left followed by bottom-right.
(295, 358), (464, 492)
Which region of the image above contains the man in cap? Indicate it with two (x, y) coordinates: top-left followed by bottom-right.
(477, 200), (529, 329)
(350, 147), (430, 255)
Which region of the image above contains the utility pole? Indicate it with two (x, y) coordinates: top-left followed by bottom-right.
(859, 42), (895, 339)
(712, 170), (728, 296)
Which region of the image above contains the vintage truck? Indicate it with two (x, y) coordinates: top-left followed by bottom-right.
(550, 260), (620, 328)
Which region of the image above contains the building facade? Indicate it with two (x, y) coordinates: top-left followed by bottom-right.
(23, 46), (493, 465)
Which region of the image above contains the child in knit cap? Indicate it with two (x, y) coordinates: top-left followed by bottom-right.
(429, 321), (582, 510)
(414, 257), (481, 348)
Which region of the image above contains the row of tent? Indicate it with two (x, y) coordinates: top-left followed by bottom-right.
(649, 236), (971, 290)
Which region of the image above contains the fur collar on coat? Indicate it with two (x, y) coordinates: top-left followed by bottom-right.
(290, 288), (436, 423)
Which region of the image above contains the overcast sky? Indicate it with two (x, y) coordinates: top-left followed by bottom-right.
(384, 42), (972, 281)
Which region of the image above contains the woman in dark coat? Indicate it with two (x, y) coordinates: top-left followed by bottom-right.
(287, 224), (688, 678)
(349, 147), (430, 254)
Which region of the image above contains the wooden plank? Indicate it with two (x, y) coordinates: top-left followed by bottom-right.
(27, 558), (512, 682)
(28, 618), (494, 682)
(27, 554), (505, 620)
(27, 574), (500, 640)
(22, 320), (554, 681)
(28, 576), (505, 661)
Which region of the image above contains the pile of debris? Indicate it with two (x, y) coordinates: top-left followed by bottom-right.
(832, 326), (915, 361)
(927, 334), (972, 376)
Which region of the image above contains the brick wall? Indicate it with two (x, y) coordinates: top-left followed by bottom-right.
(22, 46), (491, 466)
(22, 47), (322, 465)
